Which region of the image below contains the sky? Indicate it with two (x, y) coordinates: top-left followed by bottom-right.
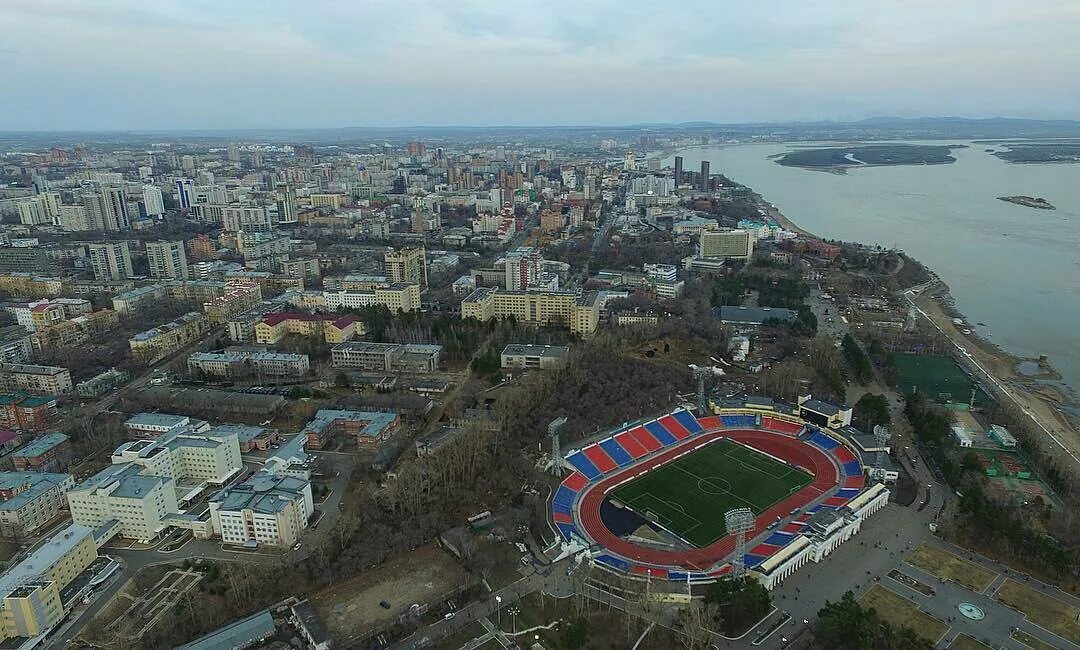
(2, 0), (1079, 130)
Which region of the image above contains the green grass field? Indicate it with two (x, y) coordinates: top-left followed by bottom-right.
(611, 439), (811, 547)
(891, 353), (990, 406)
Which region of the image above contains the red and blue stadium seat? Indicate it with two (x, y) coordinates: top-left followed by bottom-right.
(629, 426), (664, 452)
(807, 431), (840, 451)
(843, 475), (865, 489)
(614, 431), (649, 458)
(672, 409), (704, 434)
(599, 438), (635, 467)
(658, 415), (692, 440)
(566, 451), (602, 480)
(632, 565), (669, 579)
(583, 445), (618, 474)
(842, 460), (862, 476)
(833, 446), (857, 463)
(644, 421), (678, 446)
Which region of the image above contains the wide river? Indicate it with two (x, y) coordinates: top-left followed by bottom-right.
(668, 142), (1080, 395)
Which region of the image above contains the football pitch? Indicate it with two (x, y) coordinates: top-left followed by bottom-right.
(611, 439), (812, 548)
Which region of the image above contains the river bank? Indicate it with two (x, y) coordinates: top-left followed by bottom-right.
(751, 188), (1080, 469)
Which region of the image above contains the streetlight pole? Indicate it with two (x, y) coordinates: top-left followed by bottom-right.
(495, 595), (502, 628)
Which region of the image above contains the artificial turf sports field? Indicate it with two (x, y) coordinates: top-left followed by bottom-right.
(610, 439), (812, 547)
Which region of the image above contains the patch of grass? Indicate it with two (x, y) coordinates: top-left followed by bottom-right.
(611, 438), (811, 547)
(859, 585), (948, 644)
(1011, 628), (1057, 650)
(996, 579), (1080, 644)
(948, 634), (990, 649)
(906, 543), (997, 592)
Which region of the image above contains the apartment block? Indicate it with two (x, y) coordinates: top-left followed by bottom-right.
(384, 247), (427, 288)
(300, 409), (399, 449)
(0, 396), (59, 433)
(11, 433), (70, 471)
(0, 472), (75, 537)
(188, 350), (310, 379)
(0, 364), (73, 395)
(461, 288), (600, 336)
(66, 463), (178, 541)
(202, 280), (262, 323)
(129, 312), (209, 365)
(145, 240), (190, 279)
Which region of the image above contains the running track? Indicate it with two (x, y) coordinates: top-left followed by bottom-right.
(575, 426), (839, 571)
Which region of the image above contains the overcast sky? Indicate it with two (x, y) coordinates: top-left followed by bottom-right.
(3, 0), (1079, 130)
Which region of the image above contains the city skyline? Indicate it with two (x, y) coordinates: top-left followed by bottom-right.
(2, 0), (1079, 130)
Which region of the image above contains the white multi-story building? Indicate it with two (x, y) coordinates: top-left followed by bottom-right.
(146, 240), (189, 279)
(87, 243), (133, 281)
(124, 412), (208, 438)
(209, 472), (313, 547)
(110, 429), (242, 484)
(67, 464), (178, 541)
(143, 185), (165, 217)
(188, 350), (310, 378)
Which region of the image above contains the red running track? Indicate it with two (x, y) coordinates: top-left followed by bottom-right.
(576, 428), (840, 571)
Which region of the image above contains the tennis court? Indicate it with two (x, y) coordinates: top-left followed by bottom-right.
(611, 439), (811, 547)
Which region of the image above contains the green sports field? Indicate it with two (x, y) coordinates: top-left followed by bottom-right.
(891, 353), (990, 406)
(611, 439), (811, 547)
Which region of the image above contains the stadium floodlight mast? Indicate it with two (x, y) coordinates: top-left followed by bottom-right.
(873, 425), (891, 483)
(724, 507), (755, 580)
(689, 363), (725, 414)
(548, 417), (568, 477)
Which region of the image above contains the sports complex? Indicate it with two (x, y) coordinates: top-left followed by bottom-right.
(551, 406), (891, 589)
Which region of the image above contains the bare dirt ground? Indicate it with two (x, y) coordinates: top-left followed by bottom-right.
(310, 544), (468, 639)
(911, 283), (1080, 470)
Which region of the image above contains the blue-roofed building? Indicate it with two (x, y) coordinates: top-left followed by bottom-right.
(176, 608), (277, 650)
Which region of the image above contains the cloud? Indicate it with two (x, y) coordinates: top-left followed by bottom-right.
(1, 0), (1078, 129)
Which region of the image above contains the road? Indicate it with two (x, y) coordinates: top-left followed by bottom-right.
(903, 284), (1080, 470)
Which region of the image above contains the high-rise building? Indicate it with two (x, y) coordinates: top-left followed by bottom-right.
(142, 185), (164, 217)
(146, 241), (190, 279)
(699, 160), (711, 191)
(275, 183), (297, 224)
(87, 242), (134, 281)
(674, 156), (684, 186)
(100, 187), (131, 231)
(384, 247), (427, 288)
(174, 178), (194, 210)
(624, 150), (636, 171)
(504, 247), (543, 291)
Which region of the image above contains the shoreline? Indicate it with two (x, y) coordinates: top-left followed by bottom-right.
(750, 191), (1080, 470)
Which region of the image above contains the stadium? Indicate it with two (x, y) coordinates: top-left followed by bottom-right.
(550, 405), (891, 589)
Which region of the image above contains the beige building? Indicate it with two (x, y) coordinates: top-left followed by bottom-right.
(0, 364), (73, 395)
(700, 229), (754, 259)
(202, 281), (262, 323)
(67, 463), (177, 541)
(0, 524), (98, 641)
(188, 350), (310, 378)
(110, 428), (242, 485)
(129, 312), (209, 365)
(461, 288), (600, 336)
(209, 472), (313, 547)
(384, 247), (427, 288)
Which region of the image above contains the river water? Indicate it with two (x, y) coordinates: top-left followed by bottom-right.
(667, 142), (1080, 394)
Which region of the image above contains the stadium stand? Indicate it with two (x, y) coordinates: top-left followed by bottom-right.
(842, 460), (862, 476)
(595, 554), (631, 571)
(843, 475), (865, 489)
(807, 430), (840, 450)
(834, 446), (857, 463)
(762, 417), (803, 436)
(583, 445), (618, 474)
(835, 487), (862, 499)
(563, 472), (589, 491)
(658, 415), (692, 440)
(553, 487), (576, 514)
(672, 410), (704, 434)
(632, 565), (668, 578)
(599, 438), (635, 467)
(644, 421), (678, 445)
(557, 522), (577, 540)
(613, 431), (649, 458)
(720, 414), (757, 428)
(629, 426), (664, 452)
(566, 451), (602, 480)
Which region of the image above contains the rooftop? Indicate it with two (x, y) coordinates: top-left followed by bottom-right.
(0, 524), (94, 599)
(714, 305), (796, 324)
(0, 471), (71, 511)
(502, 344), (570, 358)
(176, 608), (276, 650)
(12, 432), (69, 458)
(126, 412), (190, 429)
(303, 409), (398, 439)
